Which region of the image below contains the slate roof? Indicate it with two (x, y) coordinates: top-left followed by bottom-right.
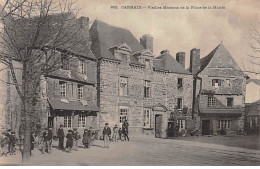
(90, 20), (144, 62)
(247, 79), (260, 85)
(48, 97), (99, 112)
(154, 53), (191, 74)
(198, 43), (244, 76)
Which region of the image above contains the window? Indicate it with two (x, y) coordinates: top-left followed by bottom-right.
(77, 84), (83, 100)
(119, 108), (128, 127)
(212, 79), (221, 88)
(119, 77), (128, 96)
(227, 98), (234, 108)
(208, 96), (216, 108)
(218, 120), (231, 129)
(177, 98), (183, 110)
(226, 79), (231, 86)
(177, 120), (186, 130)
(78, 59), (84, 74)
(59, 81), (66, 98)
(78, 114), (86, 128)
(64, 115), (72, 128)
(144, 80), (151, 98)
(120, 53), (128, 65)
(144, 109), (151, 128)
(145, 59), (150, 69)
(61, 54), (69, 70)
(178, 78), (183, 89)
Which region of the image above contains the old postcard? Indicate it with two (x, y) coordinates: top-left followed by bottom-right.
(0, 0), (259, 166)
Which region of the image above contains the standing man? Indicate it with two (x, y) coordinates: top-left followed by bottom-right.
(72, 128), (80, 151)
(122, 120), (129, 141)
(112, 124), (119, 142)
(46, 128), (53, 153)
(57, 125), (65, 150)
(102, 123), (111, 148)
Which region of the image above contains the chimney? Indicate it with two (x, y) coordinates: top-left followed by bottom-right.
(78, 16), (90, 46)
(140, 34), (153, 53)
(160, 50), (169, 55)
(176, 52), (185, 68)
(190, 48), (200, 75)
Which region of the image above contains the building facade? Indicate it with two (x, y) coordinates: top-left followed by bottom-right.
(90, 20), (195, 138)
(192, 43), (246, 135)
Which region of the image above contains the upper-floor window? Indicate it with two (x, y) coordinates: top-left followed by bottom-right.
(145, 59), (150, 69)
(144, 80), (151, 98)
(208, 96), (216, 108)
(144, 109), (151, 128)
(227, 98), (234, 108)
(120, 53), (128, 65)
(59, 81), (66, 98)
(212, 79), (221, 88)
(177, 98), (183, 110)
(78, 59), (84, 74)
(61, 54), (69, 70)
(119, 76), (128, 96)
(226, 79), (231, 86)
(77, 84), (83, 100)
(178, 78), (183, 89)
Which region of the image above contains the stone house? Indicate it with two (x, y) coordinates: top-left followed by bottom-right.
(90, 20), (194, 138)
(191, 43), (247, 135)
(0, 15), (99, 136)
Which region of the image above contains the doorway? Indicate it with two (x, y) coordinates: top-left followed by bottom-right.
(202, 120), (211, 135)
(155, 114), (163, 138)
(48, 117), (54, 128)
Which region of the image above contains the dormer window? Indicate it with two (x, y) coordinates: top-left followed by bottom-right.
(120, 53), (128, 65)
(61, 54), (69, 70)
(78, 59), (84, 74)
(145, 59), (150, 68)
(212, 79), (221, 88)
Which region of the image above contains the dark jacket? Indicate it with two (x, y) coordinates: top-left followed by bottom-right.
(73, 131), (80, 140)
(9, 135), (16, 145)
(30, 134), (35, 150)
(103, 127), (111, 136)
(82, 130), (92, 144)
(42, 131), (48, 142)
(57, 128), (65, 138)
(46, 131), (53, 141)
(66, 132), (73, 148)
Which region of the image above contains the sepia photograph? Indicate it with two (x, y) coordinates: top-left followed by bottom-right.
(0, 0), (259, 166)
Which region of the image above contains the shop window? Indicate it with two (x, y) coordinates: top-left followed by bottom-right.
(78, 114), (86, 128)
(144, 109), (151, 128)
(208, 96), (216, 108)
(64, 115), (72, 128)
(218, 120), (231, 129)
(144, 80), (151, 98)
(119, 76), (128, 96)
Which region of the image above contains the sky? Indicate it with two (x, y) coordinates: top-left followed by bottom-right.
(79, 0), (260, 78)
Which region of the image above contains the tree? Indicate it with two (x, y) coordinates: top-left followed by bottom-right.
(0, 0), (89, 162)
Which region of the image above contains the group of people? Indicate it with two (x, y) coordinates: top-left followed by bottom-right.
(0, 129), (17, 157)
(103, 121), (130, 148)
(57, 125), (97, 153)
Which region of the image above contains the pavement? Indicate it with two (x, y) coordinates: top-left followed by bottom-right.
(0, 135), (260, 166)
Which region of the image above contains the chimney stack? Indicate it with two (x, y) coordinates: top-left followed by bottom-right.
(140, 34), (153, 53)
(190, 48), (200, 75)
(78, 16), (90, 46)
(176, 52), (185, 68)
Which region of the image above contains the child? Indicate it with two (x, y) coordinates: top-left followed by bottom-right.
(118, 128), (122, 141)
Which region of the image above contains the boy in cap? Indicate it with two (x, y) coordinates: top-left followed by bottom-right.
(102, 123), (111, 148)
(57, 125), (65, 150)
(72, 128), (80, 151)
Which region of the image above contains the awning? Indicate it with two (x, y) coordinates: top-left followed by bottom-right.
(48, 97), (99, 112)
(199, 109), (243, 116)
